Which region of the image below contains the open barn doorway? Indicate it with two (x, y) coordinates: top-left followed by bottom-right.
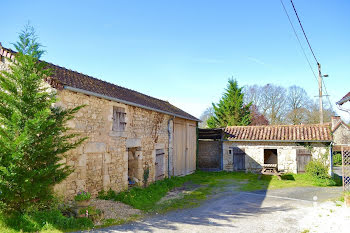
(264, 149), (278, 166)
(128, 147), (142, 187)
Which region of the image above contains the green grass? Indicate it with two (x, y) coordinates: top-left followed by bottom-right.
(98, 171), (341, 213)
(0, 209), (94, 233)
(1, 171), (341, 232)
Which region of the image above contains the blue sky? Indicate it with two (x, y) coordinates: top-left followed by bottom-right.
(1, 0), (350, 120)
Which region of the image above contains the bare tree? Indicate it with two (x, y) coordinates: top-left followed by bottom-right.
(305, 101), (335, 124)
(249, 84), (288, 125)
(250, 105), (269, 125)
(199, 106), (214, 128)
(285, 86), (311, 125)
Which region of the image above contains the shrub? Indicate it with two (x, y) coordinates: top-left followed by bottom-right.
(333, 153), (342, 166)
(305, 160), (329, 179)
(74, 191), (91, 202)
(0, 25), (86, 214)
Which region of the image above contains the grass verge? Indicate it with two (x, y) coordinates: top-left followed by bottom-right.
(98, 171), (341, 213)
(0, 209), (94, 233)
(0, 171), (341, 232)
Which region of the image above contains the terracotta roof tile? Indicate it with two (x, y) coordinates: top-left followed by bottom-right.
(0, 46), (199, 121)
(224, 124), (332, 142)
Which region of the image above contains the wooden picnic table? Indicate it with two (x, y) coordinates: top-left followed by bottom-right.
(260, 164), (284, 180)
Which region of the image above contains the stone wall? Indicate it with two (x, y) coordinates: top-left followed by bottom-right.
(0, 55), (178, 199)
(54, 90), (172, 199)
(197, 140), (222, 169)
(333, 124), (350, 145)
(223, 141), (330, 173)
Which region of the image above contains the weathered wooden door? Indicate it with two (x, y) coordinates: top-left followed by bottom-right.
(186, 123), (197, 174)
(173, 119), (197, 176)
(232, 147), (245, 171)
(297, 149), (312, 173)
(174, 120), (186, 176)
(155, 149), (165, 180)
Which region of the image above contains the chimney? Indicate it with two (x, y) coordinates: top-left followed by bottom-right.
(331, 116), (341, 129)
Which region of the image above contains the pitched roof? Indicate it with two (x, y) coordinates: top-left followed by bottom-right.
(337, 92), (350, 105)
(224, 124), (332, 142)
(0, 45), (199, 121)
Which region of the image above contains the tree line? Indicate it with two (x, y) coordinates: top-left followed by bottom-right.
(200, 79), (334, 128)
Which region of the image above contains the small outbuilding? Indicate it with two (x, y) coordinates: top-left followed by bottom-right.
(198, 124), (333, 174)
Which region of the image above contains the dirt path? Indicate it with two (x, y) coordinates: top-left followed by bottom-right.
(87, 186), (345, 233)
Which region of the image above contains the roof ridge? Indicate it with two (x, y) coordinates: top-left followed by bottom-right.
(226, 123), (331, 128)
(1, 45), (171, 105)
(0, 45), (199, 121)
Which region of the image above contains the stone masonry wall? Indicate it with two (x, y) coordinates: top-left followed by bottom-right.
(198, 140), (222, 169)
(0, 57), (173, 199)
(54, 90), (172, 199)
(223, 141), (330, 173)
(333, 124), (350, 145)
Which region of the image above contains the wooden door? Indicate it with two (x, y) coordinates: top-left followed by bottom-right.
(174, 121), (186, 176)
(232, 147), (245, 171)
(155, 149), (165, 180)
(186, 123), (197, 174)
(297, 149), (312, 173)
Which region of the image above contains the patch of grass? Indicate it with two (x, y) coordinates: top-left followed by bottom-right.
(0, 209), (94, 233)
(98, 176), (187, 211)
(99, 170), (342, 214)
(94, 214), (141, 229)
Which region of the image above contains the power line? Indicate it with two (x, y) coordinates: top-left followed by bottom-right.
(279, 0), (318, 83)
(322, 78), (333, 109)
(289, 0), (318, 64)
(288, 0), (334, 110)
(280, 0), (334, 117)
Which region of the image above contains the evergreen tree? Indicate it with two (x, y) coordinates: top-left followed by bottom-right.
(207, 79), (251, 128)
(0, 25), (85, 213)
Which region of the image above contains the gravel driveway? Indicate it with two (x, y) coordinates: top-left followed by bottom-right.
(85, 186), (344, 233)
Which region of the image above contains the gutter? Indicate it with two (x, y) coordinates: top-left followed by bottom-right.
(336, 96), (350, 105)
(337, 103), (350, 116)
(64, 86), (200, 122)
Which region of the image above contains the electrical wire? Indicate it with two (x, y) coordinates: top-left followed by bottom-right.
(289, 0), (318, 64)
(279, 0), (318, 83)
(322, 78), (333, 110)
(280, 0), (334, 110)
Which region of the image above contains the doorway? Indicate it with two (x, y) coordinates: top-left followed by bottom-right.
(128, 147), (142, 186)
(264, 149), (278, 165)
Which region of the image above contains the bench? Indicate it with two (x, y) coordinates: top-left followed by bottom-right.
(259, 164), (285, 180)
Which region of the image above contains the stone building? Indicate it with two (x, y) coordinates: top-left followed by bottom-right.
(0, 45), (199, 199)
(198, 124), (333, 174)
(331, 116), (350, 151)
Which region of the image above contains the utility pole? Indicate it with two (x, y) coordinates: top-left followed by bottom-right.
(318, 63), (323, 124)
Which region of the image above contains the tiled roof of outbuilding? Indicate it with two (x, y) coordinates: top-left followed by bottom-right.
(0, 45), (199, 121)
(224, 124), (332, 142)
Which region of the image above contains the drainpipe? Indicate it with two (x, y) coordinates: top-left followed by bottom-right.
(329, 142), (334, 176)
(168, 117), (174, 178)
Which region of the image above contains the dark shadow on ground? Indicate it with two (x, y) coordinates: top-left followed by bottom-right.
(280, 174), (295, 180)
(88, 174), (278, 233)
